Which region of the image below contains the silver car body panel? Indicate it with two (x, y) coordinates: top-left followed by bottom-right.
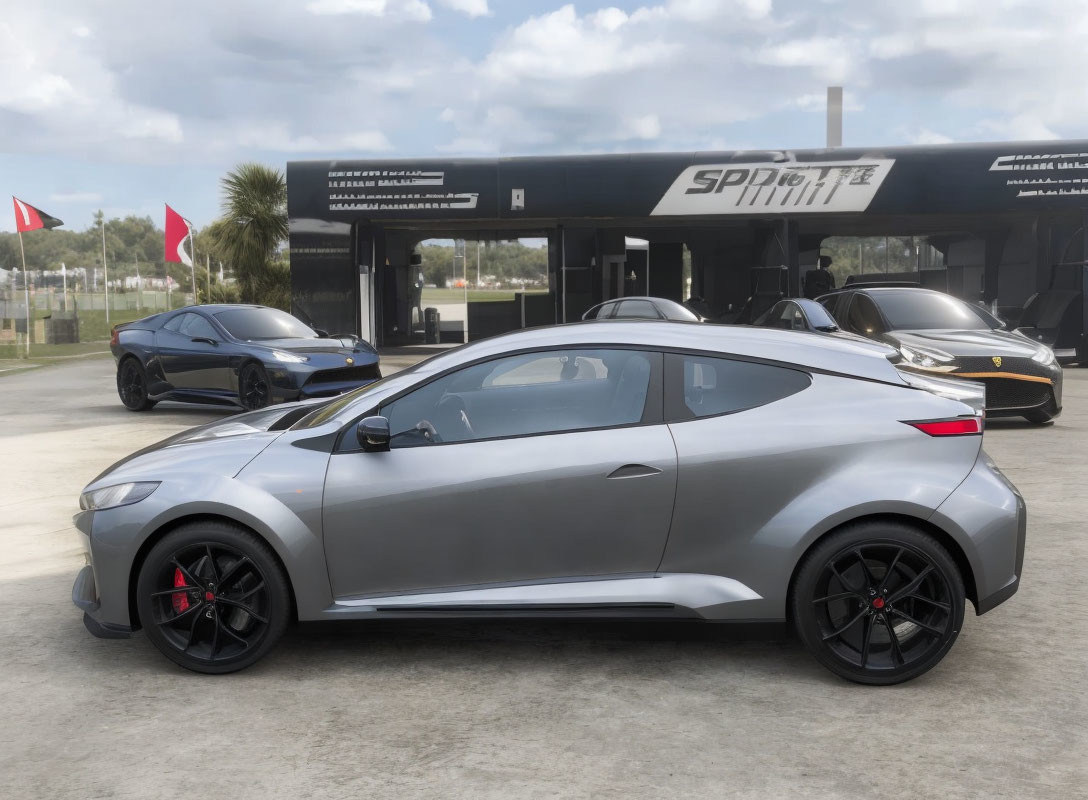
(73, 320), (1024, 634)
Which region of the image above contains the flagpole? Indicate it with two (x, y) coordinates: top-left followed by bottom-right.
(100, 216), (109, 325)
(18, 230), (30, 356)
(206, 253), (211, 302)
(188, 229), (197, 300)
(135, 256), (141, 312)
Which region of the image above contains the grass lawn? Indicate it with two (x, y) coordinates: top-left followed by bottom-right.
(0, 341), (112, 374)
(422, 288), (547, 305)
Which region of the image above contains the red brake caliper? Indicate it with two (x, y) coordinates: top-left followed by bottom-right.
(171, 567), (190, 614)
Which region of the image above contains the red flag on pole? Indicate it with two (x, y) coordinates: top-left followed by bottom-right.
(13, 197), (63, 232)
(164, 204), (193, 266)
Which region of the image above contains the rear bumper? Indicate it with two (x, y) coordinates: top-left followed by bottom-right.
(930, 451), (1026, 615)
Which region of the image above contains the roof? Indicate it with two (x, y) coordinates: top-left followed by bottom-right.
(413, 320), (902, 385)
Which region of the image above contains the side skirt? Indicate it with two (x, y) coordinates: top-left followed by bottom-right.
(315, 573), (763, 622)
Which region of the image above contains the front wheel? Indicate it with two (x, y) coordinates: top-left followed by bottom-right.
(135, 522), (291, 674)
(791, 521), (965, 685)
(238, 361), (272, 410)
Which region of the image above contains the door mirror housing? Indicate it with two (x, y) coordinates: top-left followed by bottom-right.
(357, 416), (391, 452)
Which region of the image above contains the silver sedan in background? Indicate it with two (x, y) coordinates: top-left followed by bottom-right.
(72, 321), (1025, 684)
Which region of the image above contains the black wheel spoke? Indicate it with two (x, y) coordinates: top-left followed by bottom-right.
(886, 617), (905, 666)
(877, 547), (904, 594)
(150, 586), (199, 598)
(209, 613), (220, 661)
(888, 564), (935, 604)
(853, 547), (876, 587)
(859, 615), (874, 667)
(217, 557), (253, 591)
(829, 560), (861, 593)
(184, 611), (204, 651)
(889, 608), (946, 637)
(821, 607), (868, 641)
(205, 545), (220, 584)
(902, 593), (951, 612)
(155, 602), (203, 627)
(812, 591), (858, 606)
(238, 581), (266, 601)
(217, 620), (250, 648)
(216, 597), (268, 624)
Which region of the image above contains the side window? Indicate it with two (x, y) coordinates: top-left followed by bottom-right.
(162, 313), (188, 332)
(771, 302), (805, 330)
(180, 314), (219, 340)
(819, 294), (845, 323)
(846, 295), (883, 336)
(665, 354), (810, 420)
(615, 300), (661, 319)
(381, 349), (659, 447)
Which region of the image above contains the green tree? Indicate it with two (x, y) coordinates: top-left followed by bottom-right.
(210, 163), (289, 307)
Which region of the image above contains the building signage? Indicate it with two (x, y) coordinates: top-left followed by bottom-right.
(328, 169), (479, 212)
(989, 152), (1088, 198)
(651, 159), (895, 215)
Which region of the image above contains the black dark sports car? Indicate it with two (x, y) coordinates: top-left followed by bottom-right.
(818, 285), (1062, 423)
(110, 304), (381, 412)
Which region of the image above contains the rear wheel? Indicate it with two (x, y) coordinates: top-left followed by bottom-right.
(116, 358), (156, 411)
(791, 521), (965, 685)
(135, 522), (291, 674)
(238, 361), (272, 410)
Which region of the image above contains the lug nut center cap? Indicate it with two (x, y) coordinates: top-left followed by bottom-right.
(871, 597), (885, 609)
(205, 591), (216, 602)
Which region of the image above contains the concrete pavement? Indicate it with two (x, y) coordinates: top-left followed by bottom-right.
(0, 355), (1084, 799)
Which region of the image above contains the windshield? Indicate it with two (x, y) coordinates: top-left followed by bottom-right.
(214, 308), (318, 340)
(870, 290), (993, 331)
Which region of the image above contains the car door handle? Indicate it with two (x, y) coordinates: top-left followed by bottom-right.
(607, 464), (662, 480)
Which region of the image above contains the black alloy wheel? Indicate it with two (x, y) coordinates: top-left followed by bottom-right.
(791, 522), (965, 685)
(238, 362), (271, 410)
(117, 358), (156, 411)
(136, 522), (290, 674)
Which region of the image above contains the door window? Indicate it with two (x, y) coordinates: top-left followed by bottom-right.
(665, 354), (810, 420)
(179, 314), (219, 340)
(381, 349), (659, 447)
(162, 313), (189, 332)
(614, 300), (661, 319)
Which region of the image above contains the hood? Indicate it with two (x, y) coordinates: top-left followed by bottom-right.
(885, 328), (1043, 358)
(84, 402), (322, 490)
(252, 337), (378, 358)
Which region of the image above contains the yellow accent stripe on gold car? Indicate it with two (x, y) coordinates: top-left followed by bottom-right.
(953, 371), (1053, 385)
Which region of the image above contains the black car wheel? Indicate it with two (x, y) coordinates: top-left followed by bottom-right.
(791, 521), (965, 685)
(238, 361), (271, 410)
(136, 521), (291, 674)
(117, 358), (156, 411)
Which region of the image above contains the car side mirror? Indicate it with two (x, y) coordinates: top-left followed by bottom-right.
(356, 416), (390, 452)
(314, 328), (330, 338)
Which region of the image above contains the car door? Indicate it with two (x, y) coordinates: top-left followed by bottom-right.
(321, 348), (677, 598)
(155, 312), (232, 391)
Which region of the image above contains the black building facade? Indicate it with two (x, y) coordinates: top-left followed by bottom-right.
(287, 141), (1088, 346)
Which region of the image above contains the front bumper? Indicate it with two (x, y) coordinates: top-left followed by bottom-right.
(72, 508), (136, 638)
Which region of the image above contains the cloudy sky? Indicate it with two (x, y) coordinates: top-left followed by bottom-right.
(1, 0), (1084, 231)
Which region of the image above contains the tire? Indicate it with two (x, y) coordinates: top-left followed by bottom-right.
(238, 361), (272, 410)
(116, 357), (156, 411)
(790, 521), (965, 686)
(135, 521), (291, 674)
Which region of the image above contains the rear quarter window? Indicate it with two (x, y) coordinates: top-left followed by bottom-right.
(665, 354), (811, 420)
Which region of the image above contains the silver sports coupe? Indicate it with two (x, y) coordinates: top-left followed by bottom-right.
(72, 321), (1025, 684)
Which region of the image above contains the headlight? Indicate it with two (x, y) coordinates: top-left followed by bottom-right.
(271, 350), (308, 363)
(899, 344), (955, 369)
(1032, 346), (1056, 366)
(79, 481), (160, 511)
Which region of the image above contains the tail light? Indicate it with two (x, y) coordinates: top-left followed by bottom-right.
(904, 417), (983, 436)
(109, 327), (119, 347)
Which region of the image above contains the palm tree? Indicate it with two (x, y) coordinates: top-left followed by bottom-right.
(212, 163), (288, 304)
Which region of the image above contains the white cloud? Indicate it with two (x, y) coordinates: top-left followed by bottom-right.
(235, 124), (392, 153)
(437, 0), (489, 17)
(305, 0), (432, 21)
(911, 129), (954, 145)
